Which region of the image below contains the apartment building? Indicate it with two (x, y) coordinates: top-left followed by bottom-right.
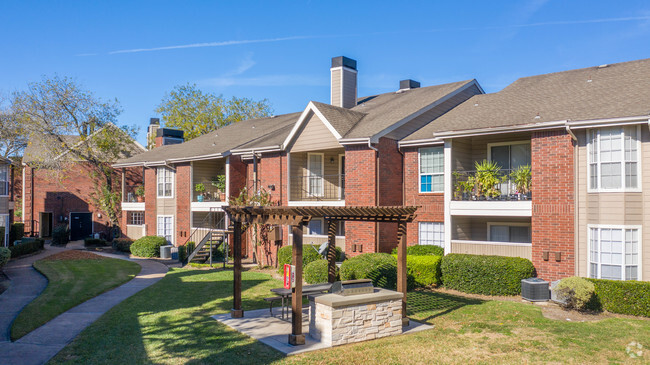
(0, 157), (15, 245)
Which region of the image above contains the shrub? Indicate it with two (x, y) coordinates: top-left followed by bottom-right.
(391, 244), (444, 257)
(407, 255), (442, 287)
(84, 238), (108, 247)
(112, 238), (133, 253)
(587, 278), (650, 317)
(555, 277), (595, 310)
(277, 244), (342, 273)
(441, 254), (535, 296)
(178, 245), (187, 262)
(304, 259), (339, 284)
(0, 226), (4, 246)
(9, 238), (45, 258)
(0, 247), (10, 268)
(51, 225), (69, 246)
(340, 253), (415, 290)
(9, 223), (24, 245)
(130, 236), (168, 258)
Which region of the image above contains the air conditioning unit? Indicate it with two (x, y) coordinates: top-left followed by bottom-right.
(521, 278), (550, 302)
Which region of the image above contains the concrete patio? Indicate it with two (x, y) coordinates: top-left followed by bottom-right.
(212, 307), (434, 356)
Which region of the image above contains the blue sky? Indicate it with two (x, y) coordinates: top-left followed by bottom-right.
(2, 1), (650, 145)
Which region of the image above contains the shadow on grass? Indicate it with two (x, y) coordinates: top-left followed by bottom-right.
(52, 268), (285, 365)
(407, 289), (484, 323)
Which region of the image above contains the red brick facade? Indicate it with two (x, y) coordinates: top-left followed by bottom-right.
(531, 130), (575, 281)
(175, 163), (191, 245)
(144, 167), (157, 236)
(376, 138), (404, 252)
(403, 147), (445, 245)
(344, 144), (377, 255)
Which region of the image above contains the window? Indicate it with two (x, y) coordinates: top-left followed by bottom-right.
(419, 222), (444, 247)
(157, 216), (173, 244)
(419, 147), (443, 193)
(307, 153), (323, 197)
(127, 211), (144, 226)
(157, 167), (174, 197)
(589, 226), (639, 281)
(336, 221), (345, 236)
(0, 165), (8, 196)
(489, 142), (531, 171)
(307, 218), (323, 235)
(588, 126), (639, 191)
(489, 224), (531, 243)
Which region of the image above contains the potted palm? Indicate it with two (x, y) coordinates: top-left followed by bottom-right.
(135, 185), (145, 202)
(195, 183), (206, 202)
(474, 160), (501, 200)
(510, 164), (532, 200)
(212, 175), (226, 201)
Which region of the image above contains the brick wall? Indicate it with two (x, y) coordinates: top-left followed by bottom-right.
(403, 147), (445, 245)
(144, 167), (157, 236)
(345, 144), (377, 255)
(23, 166), (34, 234)
(229, 155), (247, 200)
(531, 130), (575, 281)
(119, 166), (144, 238)
(377, 138), (403, 252)
(175, 163), (191, 246)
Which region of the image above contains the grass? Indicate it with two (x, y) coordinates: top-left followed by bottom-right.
(11, 255), (141, 340)
(50, 269), (650, 364)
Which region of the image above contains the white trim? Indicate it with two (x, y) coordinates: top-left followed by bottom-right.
(398, 139), (444, 148)
(157, 215), (174, 245)
(586, 125), (642, 193)
(287, 200), (346, 207)
(121, 202), (145, 211)
(156, 166), (175, 198)
(443, 140), (452, 255)
(225, 156), (230, 200)
(338, 137), (370, 145)
(487, 221), (532, 243)
(587, 224), (642, 281)
(191, 202), (227, 212)
(418, 146), (444, 193)
(418, 221), (445, 247)
(307, 152), (325, 197)
(449, 200), (532, 217)
(281, 102), (343, 151)
(312, 104), (343, 140)
(168, 153), (225, 163)
(339, 154), (345, 200)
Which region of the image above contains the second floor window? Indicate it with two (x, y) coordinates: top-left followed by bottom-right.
(419, 147), (443, 193)
(127, 211), (144, 225)
(588, 126), (639, 191)
(157, 167), (174, 198)
(0, 165), (8, 196)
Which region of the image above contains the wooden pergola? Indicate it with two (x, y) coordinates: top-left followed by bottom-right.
(223, 205), (418, 345)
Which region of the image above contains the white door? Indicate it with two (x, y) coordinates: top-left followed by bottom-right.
(157, 216), (173, 244)
(307, 154), (323, 197)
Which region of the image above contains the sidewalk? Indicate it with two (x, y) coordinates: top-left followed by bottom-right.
(0, 244), (168, 365)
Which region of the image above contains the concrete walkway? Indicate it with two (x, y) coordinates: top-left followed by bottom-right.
(0, 244), (168, 365)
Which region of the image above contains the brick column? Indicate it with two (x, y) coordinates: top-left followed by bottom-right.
(144, 167), (157, 236)
(175, 163), (191, 246)
(23, 166), (34, 235)
(377, 138), (403, 253)
(531, 130), (575, 281)
(345, 144), (377, 255)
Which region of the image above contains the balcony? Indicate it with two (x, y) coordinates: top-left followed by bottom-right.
(289, 174), (345, 204)
(450, 240), (532, 260)
(192, 159), (227, 211)
(122, 185), (145, 211)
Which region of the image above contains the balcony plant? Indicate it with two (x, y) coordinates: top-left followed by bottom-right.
(510, 164), (531, 200)
(195, 183), (206, 202)
(453, 171), (475, 200)
(134, 185), (145, 203)
(474, 160), (501, 200)
(212, 175), (226, 201)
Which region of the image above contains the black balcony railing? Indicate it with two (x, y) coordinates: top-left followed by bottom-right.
(193, 180), (227, 203)
(290, 174), (344, 201)
(452, 168), (532, 201)
(123, 185), (144, 203)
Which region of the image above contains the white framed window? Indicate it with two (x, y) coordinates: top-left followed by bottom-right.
(306, 218), (324, 235)
(589, 225), (640, 281)
(487, 222), (531, 243)
(307, 153), (324, 197)
(157, 215), (174, 244)
(127, 211), (144, 226)
(0, 165), (9, 197)
(419, 147), (443, 193)
(157, 167), (174, 198)
(419, 222), (444, 247)
(588, 126), (640, 192)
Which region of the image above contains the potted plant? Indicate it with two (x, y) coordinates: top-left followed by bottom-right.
(212, 175), (226, 201)
(474, 159), (501, 200)
(135, 185), (145, 202)
(195, 183), (206, 202)
(510, 164), (531, 200)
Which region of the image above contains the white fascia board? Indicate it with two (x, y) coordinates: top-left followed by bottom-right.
(338, 137), (370, 145)
(433, 120), (567, 139)
(566, 115), (650, 129)
(112, 162), (147, 168)
(280, 102), (343, 150)
(398, 139), (444, 148)
(167, 153), (223, 163)
(231, 145), (282, 155)
(370, 80), (480, 144)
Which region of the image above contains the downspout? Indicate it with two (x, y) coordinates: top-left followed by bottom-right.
(370, 139), (379, 253)
(566, 124), (579, 276)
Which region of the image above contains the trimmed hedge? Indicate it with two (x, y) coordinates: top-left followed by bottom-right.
(588, 278), (650, 317)
(304, 259), (340, 284)
(84, 238), (108, 247)
(112, 238), (133, 253)
(9, 223), (24, 245)
(441, 254), (535, 296)
(277, 244), (342, 274)
(130, 236), (168, 258)
(407, 255), (442, 287)
(9, 238), (45, 258)
(0, 247), (10, 269)
(52, 225), (69, 246)
(556, 277), (595, 310)
(340, 253), (415, 290)
(391, 244), (444, 257)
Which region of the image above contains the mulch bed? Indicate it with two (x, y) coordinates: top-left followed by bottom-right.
(42, 251), (106, 261)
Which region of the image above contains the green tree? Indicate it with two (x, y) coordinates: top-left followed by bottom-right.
(155, 83), (273, 140)
(12, 75), (140, 227)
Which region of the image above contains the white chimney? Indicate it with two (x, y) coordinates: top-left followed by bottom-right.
(330, 56), (357, 109)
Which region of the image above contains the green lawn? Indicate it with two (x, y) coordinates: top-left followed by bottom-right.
(50, 269), (650, 364)
(11, 255), (141, 340)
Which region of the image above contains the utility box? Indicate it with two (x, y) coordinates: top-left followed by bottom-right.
(521, 278), (550, 302)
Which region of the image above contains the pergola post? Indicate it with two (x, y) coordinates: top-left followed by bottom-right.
(396, 221), (409, 326)
(326, 219), (337, 283)
(289, 223), (305, 345)
(231, 221), (244, 318)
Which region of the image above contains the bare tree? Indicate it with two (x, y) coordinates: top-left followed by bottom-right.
(0, 94), (28, 158)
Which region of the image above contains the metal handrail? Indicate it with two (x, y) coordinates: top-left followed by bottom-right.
(452, 168), (531, 201)
(183, 210), (227, 265)
(289, 174), (344, 201)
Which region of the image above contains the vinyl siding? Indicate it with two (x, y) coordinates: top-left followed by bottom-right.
(450, 241), (532, 260)
(289, 149), (344, 201)
(291, 113), (342, 152)
(126, 225), (145, 240)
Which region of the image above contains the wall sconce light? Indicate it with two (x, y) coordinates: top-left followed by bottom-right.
(330, 157), (335, 164)
(267, 184), (275, 191)
(97, 213), (102, 218)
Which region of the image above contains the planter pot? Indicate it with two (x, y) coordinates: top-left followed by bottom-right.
(220, 192), (226, 201)
(197, 195), (204, 202)
(137, 196), (144, 203)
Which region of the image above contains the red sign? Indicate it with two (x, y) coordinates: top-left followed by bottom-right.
(283, 264), (295, 289)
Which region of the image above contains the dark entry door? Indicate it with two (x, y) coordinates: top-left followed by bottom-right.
(70, 213), (93, 241)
